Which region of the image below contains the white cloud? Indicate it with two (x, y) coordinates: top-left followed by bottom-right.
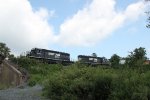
(124, 1), (145, 20)
(57, 0), (146, 46)
(0, 0), (147, 55)
(35, 8), (56, 20)
(0, 0), (55, 55)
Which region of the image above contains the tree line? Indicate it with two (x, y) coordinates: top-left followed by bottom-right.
(0, 42), (149, 68)
(145, 0), (150, 28)
(110, 47), (148, 68)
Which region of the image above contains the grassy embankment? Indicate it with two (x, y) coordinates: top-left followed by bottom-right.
(0, 83), (8, 90)
(13, 57), (150, 100)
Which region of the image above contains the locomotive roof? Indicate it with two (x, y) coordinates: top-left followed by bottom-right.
(32, 48), (70, 55)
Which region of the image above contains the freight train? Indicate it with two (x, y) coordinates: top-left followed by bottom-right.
(27, 48), (110, 65)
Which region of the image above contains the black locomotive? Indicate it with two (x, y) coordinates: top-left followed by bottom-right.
(27, 48), (70, 64)
(78, 55), (110, 65)
(27, 48), (110, 66)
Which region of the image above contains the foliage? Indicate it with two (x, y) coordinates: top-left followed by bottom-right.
(11, 55), (150, 99)
(12, 56), (39, 70)
(109, 54), (120, 67)
(0, 42), (10, 59)
(28, 74), (42, 86)
(147, 16), (150, 28)
(11, 56), (63, 86)
(8, 54), (15, 61)
(27, 63), (62, 86)
(126, 47), (147, 68)
(7, 46), (150, 99)
(43, 65), (114, 100)
(145, 0), (150, 28)
(42, 64), (150, 100)
(0, 83), (8, 90)
(1, 42), (150, 100)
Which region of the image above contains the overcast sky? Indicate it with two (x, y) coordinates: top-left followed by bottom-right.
(0, 0), (149, 60)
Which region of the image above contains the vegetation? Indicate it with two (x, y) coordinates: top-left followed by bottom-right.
(145, 0), (150, 28)
(126, 47), (147, 68)
(13, 56), (150, 100)
(2, 42), (150, 99)
(109, 54), (120, 67)
(147, 16), (150, 28)
(11, 56), (63, 86)
(0, 42), (10, 59)
(0, 42), (10, 64)
(42, 65), (150, 100)
(0, 83), (8, 90)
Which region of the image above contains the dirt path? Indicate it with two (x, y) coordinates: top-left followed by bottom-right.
(0, 84), (49, 100)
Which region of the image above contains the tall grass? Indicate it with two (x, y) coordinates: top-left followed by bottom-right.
(43, 64), (150, 100)
(12, 57), (150, 100)
(0, 83), (8, 90)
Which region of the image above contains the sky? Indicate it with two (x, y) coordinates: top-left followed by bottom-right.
(0, 0), (150, 60)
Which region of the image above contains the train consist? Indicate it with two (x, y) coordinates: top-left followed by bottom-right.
(27, 48), (110, 65)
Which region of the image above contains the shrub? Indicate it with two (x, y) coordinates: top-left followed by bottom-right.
(0, 83), (8, 90)
(10, 56), (150, 99)
(28, 79), (36, 87)
(43, 65), (114, 100)
(42, 64), (150, 100)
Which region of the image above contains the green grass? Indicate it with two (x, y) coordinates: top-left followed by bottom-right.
(42, 64), (150, 100)
(0, 83), (8, 90)
(13, 57), (150, 100)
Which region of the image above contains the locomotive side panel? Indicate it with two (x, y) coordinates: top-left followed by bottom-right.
(44, 50), (60, 60)
(78, 55), (91, 64)
(78, 55), (102, 64)
(78, 55), (108, 65)
(27, 48), (71, 64)
(60, 53), (70, 61)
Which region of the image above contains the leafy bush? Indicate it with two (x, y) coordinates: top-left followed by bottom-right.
(42, 63), (150, 100)
(12, 56), (39, 70)
(10, 57), (63, 86)
(10, 56), (150, 99)
(0, 83), (8, 90)
(43, 65), (115, 100)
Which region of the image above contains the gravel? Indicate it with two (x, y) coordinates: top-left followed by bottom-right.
(0, 84), (49, 100)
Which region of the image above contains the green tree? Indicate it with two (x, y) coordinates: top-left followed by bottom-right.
(0, 42), (10, 59)
(126, 47), (147, 67)
(110, 54), (120, 67)
(147, 16), (150, 28)
(145, 0), (150, 28)
(8, 54), (15, 61)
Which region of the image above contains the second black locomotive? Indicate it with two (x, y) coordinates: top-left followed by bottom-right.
(78, 55), (110, 65)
